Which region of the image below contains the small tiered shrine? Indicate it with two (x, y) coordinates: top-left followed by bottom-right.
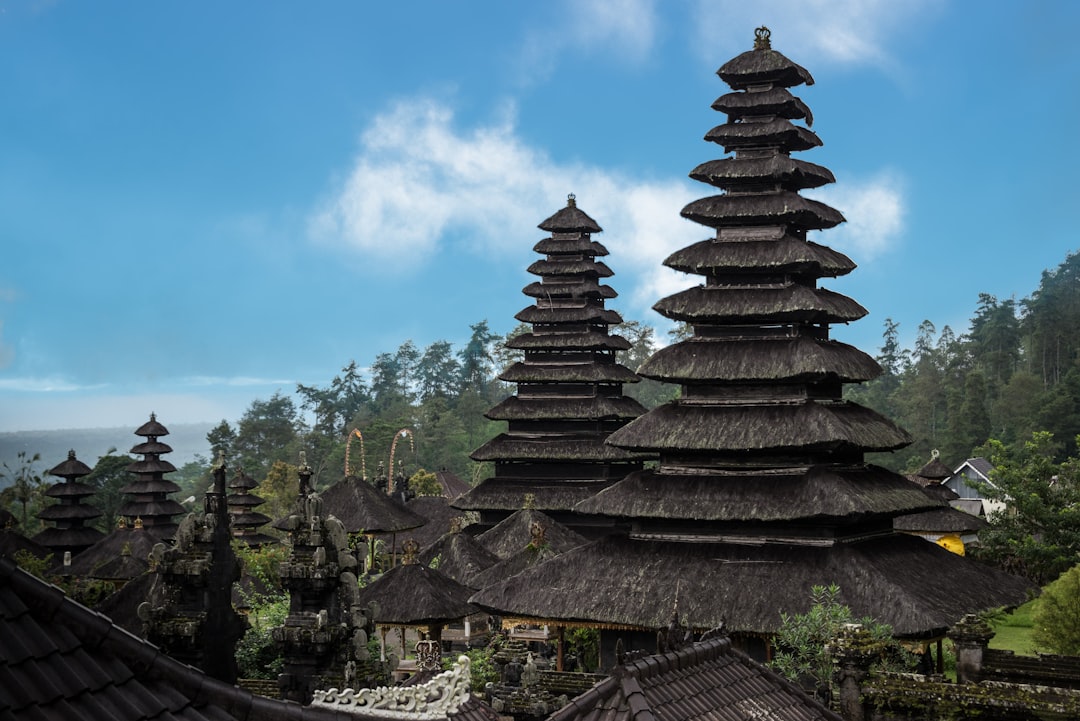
(472, 28), (1031, 658)
(456, 196), (649, 534)
(33, 450), (104, 559)
(119, 413), (186, 539)
(226, 465), (275, 547)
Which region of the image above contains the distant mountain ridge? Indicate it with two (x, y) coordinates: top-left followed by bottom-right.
(0, 423), (215, 488)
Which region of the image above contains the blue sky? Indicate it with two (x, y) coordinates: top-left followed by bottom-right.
(2, 0), (1078, 432)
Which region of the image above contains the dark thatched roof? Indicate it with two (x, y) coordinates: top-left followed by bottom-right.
(916, 455), (954, 482)
(533, 237), (609, 255)
(43, 481), (99, 500)
(515, 306), (623, 325)
(401, 496), (459, 551)
(31, 525), (105, 552)
(653, 285), (867, 324)
(486, 395), (645, 420)
(475, 508), (588, 562)
(894, 507), (987, 534)
(713, 86), (814, 124)
(454, 477), (619, 514)
(470, 541), (561, 590)
(436, 469), (472, 500)
(469, 533), (1032, 638)
(521, 281), (617, 300)
(528, 259), (614, 277)
(48, 451), (93, 478)
(575, 466), (940, 523)
(0, 528), (49, 561)
(717, 46), (814, 89)
(506, 331), (631, 351)
(355, 562), (479, 626)
(120, 475), (180, 492)
(318, 475), (426, 534)
(705, 119), (821, 153)
(637, 336), (879, 384)
(129, 440), (173, 456)
(418, 532), (499, 586)
(606, 401), (913, 454)
(680, 192), (843, 231)
(498, 362), (639, 385)
(539, 201), (603, 234)
(38, 501), (103, 521)
(663, 235), (853, 276)
(133, 414), (170, 437)
(690, 155), (833, 191)
(125, 458), (179, 475)
(471, 435), (652, 463)
(93, 571), (154, 636)
(549, 635), (841, 721)
(63, 526), (159, 579)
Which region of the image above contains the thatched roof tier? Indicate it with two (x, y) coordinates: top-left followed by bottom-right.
(538, 202), (603, 233)
(454, 478), (618, 514)
(528, 259), (614, 277)
(435, 469), (471, 500)
(44, 480), (99, 499)
(522, 281), (617, 300)
(229, 510), (272, 526)
(506, 331), (631, 351)
(470, 542), (560, 589)
(118, 499), (187, 518)
(515, 306), (623, 325)
(125, 459), (178, 475)
(130, 440), (173, 455)
(402, 496), (458, 550)
(318, 475), (426, 534)
(717, 44), (814, 90)
(486, 395), (644, 421)
(32, 525), (105, 550)
(713, 86), (813, 123)
(664, 236), (853, 276)
(653, 285), (867, 324)
(38, 503), (103, 522)
(705, 119), (821, 153)
(575, 467), (937, 523)
(894, 507), (987, 534)
(120, 478), (182, 494)
(226, 491), (265, 508)
(690, 156), (833, 191)
(469, 533), (1032, 638)
(64, 526), (159, 578)
(497, 364), (641, 386)
(681, 192), (844, 230)
(533, 237), (608, 255)
(637, 337), (879, 384)
(417, 532), (499, 586)
(607, 401), (912, 454)
(475, 508), (588, 560)
(471, 435), (651, 462)
(0, 529), (47, 561)
(134, 414), (170, 437)
(917, 455), (953, 481)
(355, 562), (479, 626)
(228, 469), (259, 491)
(48, 451), (93, 478)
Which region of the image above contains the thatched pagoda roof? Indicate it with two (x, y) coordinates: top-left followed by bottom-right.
(705, 118), (822, 152)
(681, 192), (844, 230)
(401, 495), (458, 550)
(63, 525), (159, 579)
(133, 413), (170, 437)
(498, 363), (640, 385)
(356, 562), (479, 626)
(894, 507), (987, 534)
(418, 531), (499, 586)
(663, 235), (853, 276)
(534, 237), (608, 255)
(470, 541), (560, 589)
(575, 466), (939, 523)
(318, 475), (426, 534)
(435, 469), (472, 500)
(124, 458), (179, 475)
(515, 305), (623, 325)
(454, 478), (619, 514)
(506, 330), (631, 351)
(637, 336), (879, 384)
(32, 525), (105, 551)
(690, 155), (833, 191)
(486, 395), (644, 420)
(654, 285), (866, 325)
(606, 401), (912, 454)
(917, 454), (954, 482)
(129, 440), (173, 456)
(717, 33), (814, 89)
(528, 259), (614, 277)
(713, 86), (813, 123)
(538, 200), (603, 233)
(522, 281), (616, 300)
(38, 501), (102, 522)
(48, 450), (92, 479)
(471, 435), (650, 463)
(475, 508), (587, 560)
(470, 534), (1032, 637)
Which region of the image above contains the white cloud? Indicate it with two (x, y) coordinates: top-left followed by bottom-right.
(0, 376), (103, 393)
(805, 171), (905, 260)
(691, 0), (942, 69)
(181, 375), (298, 388)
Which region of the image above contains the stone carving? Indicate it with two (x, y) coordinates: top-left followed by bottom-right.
(312, 655), (472, 719)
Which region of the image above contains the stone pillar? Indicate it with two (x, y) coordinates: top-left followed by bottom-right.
(831, 624), (877, 721)
(948, 614), (994, 684)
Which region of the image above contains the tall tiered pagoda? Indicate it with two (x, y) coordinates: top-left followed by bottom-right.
(227, 466), (275, 547)
(455, 196), (649, 534)
(119, 413), (185, 539)
(472, 29), (1031, 653)
(33, 450), (104, 559)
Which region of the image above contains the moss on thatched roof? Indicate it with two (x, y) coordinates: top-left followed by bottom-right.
(522, 281), (617, 300)
(417, 531), (499, 586)
(663, 236), (852, 276)
(496, 364), (641, 386)
(637, 337), (879, 384)
(718, 47), (814, 90)
(653, 285), (867, 324)
(469, 534), (1032, 637)
(475, 508), (587, 560)
(705, 119), (821, 153)
(713, 86), (813, 123)
(318, 475), (426, 534)
(575, 466), (937, 522)
(681, 192), (843, 230)
(606, 401), (912, 454)
(689, 156), (833, 191)
(356, 562), (479, 625)
(453, 477), (619, 514)
(471, 435), (651, 463)
(515, 306), (623, 325)
(528, 259), (614, 277)
(533, 237), (609, 255)
(506, 331), (631, 351)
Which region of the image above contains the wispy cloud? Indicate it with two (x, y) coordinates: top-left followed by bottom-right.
(181, 375), (298, 388)
(691, 0), (943, 69)
(309, 97), (701, 324)
(806, 171), (905, 261)
(0, 376), (106, 393)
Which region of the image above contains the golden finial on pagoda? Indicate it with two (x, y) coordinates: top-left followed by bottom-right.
(754, 26), (771, 50)
(567, 193), (576, 208)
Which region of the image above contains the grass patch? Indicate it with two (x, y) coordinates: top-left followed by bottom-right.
(988, 599), (1039, 656)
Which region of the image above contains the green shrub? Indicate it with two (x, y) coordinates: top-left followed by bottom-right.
(1032, 564), (1080, 655)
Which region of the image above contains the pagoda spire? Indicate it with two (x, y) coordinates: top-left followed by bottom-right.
(118, 413), (185, 539)
(33, 449), (104, 558)
(455, 194), (649, 534)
